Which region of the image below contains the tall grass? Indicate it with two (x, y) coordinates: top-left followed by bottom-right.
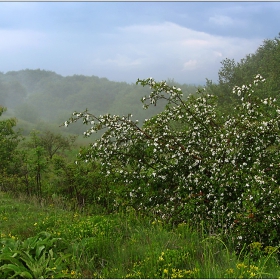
(1, 191), (280, 278)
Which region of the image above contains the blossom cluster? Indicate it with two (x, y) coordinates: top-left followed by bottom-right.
(65, 74), (280, 250)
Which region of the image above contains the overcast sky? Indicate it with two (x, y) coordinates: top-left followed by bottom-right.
(0, 1), (279, 85)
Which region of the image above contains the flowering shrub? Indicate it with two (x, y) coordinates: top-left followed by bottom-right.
(65, 74), (280, 251)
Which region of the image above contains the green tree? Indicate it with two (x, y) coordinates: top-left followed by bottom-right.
(0, 106), (21, 174)
(24, 131), (48, 198)
(52, 156), (111, 211)
(214, 33), (280, 114)
(17, 130), (77, 197)
(39, 130), (77, 160)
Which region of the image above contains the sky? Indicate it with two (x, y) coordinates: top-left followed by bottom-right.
(0, 1), (280, 85)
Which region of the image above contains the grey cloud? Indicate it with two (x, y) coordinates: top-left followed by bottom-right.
(84, 22), (263, 84)
(0, 2), (278, 85)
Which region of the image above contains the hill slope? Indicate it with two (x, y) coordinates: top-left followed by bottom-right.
(0, 69), (198, 135)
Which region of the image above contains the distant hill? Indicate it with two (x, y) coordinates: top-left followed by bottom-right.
(0, 69), (198, 136)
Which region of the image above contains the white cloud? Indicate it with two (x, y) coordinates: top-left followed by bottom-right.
(87, 21), (263, 83)
(0, 18), (265, 85)
(182, 60), (198, 71)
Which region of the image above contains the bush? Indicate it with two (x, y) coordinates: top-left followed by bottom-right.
(52, 155), (117, 213)
(65, 74), (280, 252)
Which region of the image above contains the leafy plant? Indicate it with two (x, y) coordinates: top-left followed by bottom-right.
(0, 231), (74, 279)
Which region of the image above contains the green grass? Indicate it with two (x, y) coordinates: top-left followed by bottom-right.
(1, 191), (280, 278)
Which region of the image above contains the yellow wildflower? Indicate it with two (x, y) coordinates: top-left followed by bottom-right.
(237, 262), (247, 269)
(250, 272), (257, 278)
(226, 268), (234, 274)
(158, 251), (165, 261)
(264, 245), (278, 255)
(249, 242), (262, 251)
(249, 265), (259, 271)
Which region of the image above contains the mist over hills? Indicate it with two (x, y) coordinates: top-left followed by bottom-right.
(0, 69), (199, 137)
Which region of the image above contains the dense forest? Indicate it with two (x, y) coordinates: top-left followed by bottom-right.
(1, 33), (280, 278)
(0, 70), (197, 137)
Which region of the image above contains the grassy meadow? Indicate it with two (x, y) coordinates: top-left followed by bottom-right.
(1, 191), (280, 279)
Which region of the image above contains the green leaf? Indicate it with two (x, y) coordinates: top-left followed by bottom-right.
(36, 245), (46, 259)
(18, 270), (34, 279)
(0, 253), (23, 267)
(19, 251), (36, 270)
(0, 263), (28, 274)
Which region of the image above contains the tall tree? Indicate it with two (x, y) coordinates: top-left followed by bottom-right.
(0, 107), (21, 174)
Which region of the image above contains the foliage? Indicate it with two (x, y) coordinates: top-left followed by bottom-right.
(220, 34), (280, 92)
(65, 73), (280, 253)
(124, 249), (200, 279)
(213, 33), (280, 114)
(19, 131), (49, 198)
(52, 155), (115, 212)
(0, 106), (21, 175)
(2, 191), (280, 279)
(0, 69), (196, 136)
(38, 130), (77, 160)
(0, 231), (76, 279)
(0, 129), (79, 200)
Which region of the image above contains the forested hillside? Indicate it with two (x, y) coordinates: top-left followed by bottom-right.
(0, 70), (197, 136)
